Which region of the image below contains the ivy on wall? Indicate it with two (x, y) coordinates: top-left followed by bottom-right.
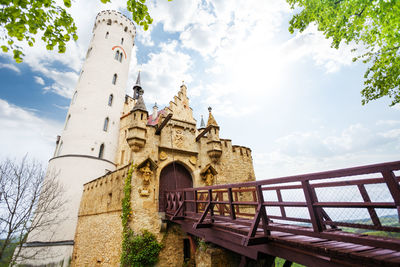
(120, 163), (163, 267)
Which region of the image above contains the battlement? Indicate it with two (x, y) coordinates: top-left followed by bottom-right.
(94, 10), (136, 40)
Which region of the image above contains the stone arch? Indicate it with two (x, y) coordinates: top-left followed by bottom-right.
(158, 161), (193, 212)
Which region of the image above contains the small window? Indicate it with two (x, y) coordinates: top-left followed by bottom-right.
(72, 91), (78, 104)
(108, 94), (113, 106)
(107, 19), (111, 25)
(56, 141), (63, 157)
(103, 117), (109, 131)
(112, 74), (117, 85)
(119, 53), (123, 62)
(115, 50), (119, 60)
(124, 26), (128, 32)
(105, 32), (109, 39)
(121, 38), (124, 45)
(65, 114), (71, 130)
(86, 47), (92, 58)
(99, 143), (104, 158)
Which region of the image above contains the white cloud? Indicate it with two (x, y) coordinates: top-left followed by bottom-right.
(254, 122), (400, 178)
(0, 99), (62, 164)
(128, 41), (193, 106)
(0, 63), (20, 74)
(34, 76), (45, 85)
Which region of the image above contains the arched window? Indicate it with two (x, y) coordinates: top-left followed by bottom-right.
(108, 94), (113, 106)
(119, 52), (123, 62)
(56, 141), (63, 157)
(121, 38), (124, 45)
(72, 91), (77, 104)
(112, 74), (117, 85)
(65, 114), (71, 130)
(115, 50), (119, 60)
(103, 117), (109, 131)
(124, 26), (128, 32)
(107, 19), (111, 25)
(105, 32), (109, 39)
(99, 143), (104, 159)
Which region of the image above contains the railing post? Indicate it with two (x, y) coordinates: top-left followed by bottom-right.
(381, 170), (400, 221)
(228, 187), (236, 220)
(209, 189), (214, 223)
(302, 180), (323, 233)
(194, 190), (198, 214)
(358, 184), (381, 227)
(276, 189), (286, 219)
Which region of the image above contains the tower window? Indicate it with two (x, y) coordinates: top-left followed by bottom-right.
(112, 74), (117, 85)
(103, 117), (109, 132)
(86, 47), (92, 58)
(124, 26), (128, 32)
(119, 53), (123, 62)
(107, 19), (111, 25)
(99, 143), (105, 158)
(56, 141), (63, 157)
(115, 50), (119, 60)
(65, 114), (71, 130)
(72, 91), (78, 104)
(108, 94), (113, 106)
(105, 32), (109, 39)
(121, 38), (124, 45)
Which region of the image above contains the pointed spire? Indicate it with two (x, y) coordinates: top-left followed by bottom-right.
(207, 107), (218, 126)
(152, 102), (158, 121)
(133, 71), (143, 100)
(200, 115), (205, 128)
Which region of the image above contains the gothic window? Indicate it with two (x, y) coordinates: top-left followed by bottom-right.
(108, 94), (113, 106)
(119, 52), (123, 62)
(112, 74), (117, 85)
(107, 19), (111, 25)
(72, 91), (77, 104)
(105, 32), (109, 39)
(115, 50), (119, 60)
(99, 143), (105, 158)
(65, 114), (71, 130)
(103, 117), (109, 131)
(56, 141), (63, 157)
(121, 38), (124, 45)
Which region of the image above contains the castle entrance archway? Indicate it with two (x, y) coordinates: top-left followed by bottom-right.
(159, 162), (193, 212)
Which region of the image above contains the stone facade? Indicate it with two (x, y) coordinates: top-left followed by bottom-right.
(71, 84), (256, 266)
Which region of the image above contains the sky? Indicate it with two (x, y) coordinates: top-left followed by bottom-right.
(0, 0), (399, 180)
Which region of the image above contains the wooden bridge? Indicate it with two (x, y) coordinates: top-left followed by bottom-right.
(164, 161), (400, 267)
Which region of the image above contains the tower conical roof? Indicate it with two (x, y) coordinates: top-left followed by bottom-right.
(133, 71), (143, 100)
(200, 115), (205, 128)
(207, 107), (218, 126)
(132, 95), (147, 112)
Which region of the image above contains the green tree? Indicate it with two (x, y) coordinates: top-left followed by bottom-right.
(287, 0), (400, 106)
(0, 0), (158, 63)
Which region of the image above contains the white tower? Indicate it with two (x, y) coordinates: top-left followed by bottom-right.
(21, 10), (136, 266)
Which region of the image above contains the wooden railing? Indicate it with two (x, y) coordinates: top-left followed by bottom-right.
(165, 161), (400, 250)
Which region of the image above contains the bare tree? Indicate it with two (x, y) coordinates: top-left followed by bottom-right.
(0, 156), (65, 265)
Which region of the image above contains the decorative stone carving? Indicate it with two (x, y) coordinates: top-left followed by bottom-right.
(173, 128), (184, 148)
(189, 156), (197, 165)
(137, 159), (157, 197)
(159, 151), (168, 161)
(200, 164), (218, 186)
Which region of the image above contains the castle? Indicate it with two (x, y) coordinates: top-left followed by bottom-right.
(19, 10), (255, 266)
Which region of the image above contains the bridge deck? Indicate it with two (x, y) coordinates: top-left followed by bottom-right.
(164, 161), (400, 267)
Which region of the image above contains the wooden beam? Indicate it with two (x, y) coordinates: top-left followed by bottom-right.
(155, 113), (173, 135)
(196, 125), (212, 142)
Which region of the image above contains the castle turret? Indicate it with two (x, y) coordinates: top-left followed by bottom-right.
(127, 73), (148, 152)
(206, 107), (222, 162)
(20, 10), (136, 266)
